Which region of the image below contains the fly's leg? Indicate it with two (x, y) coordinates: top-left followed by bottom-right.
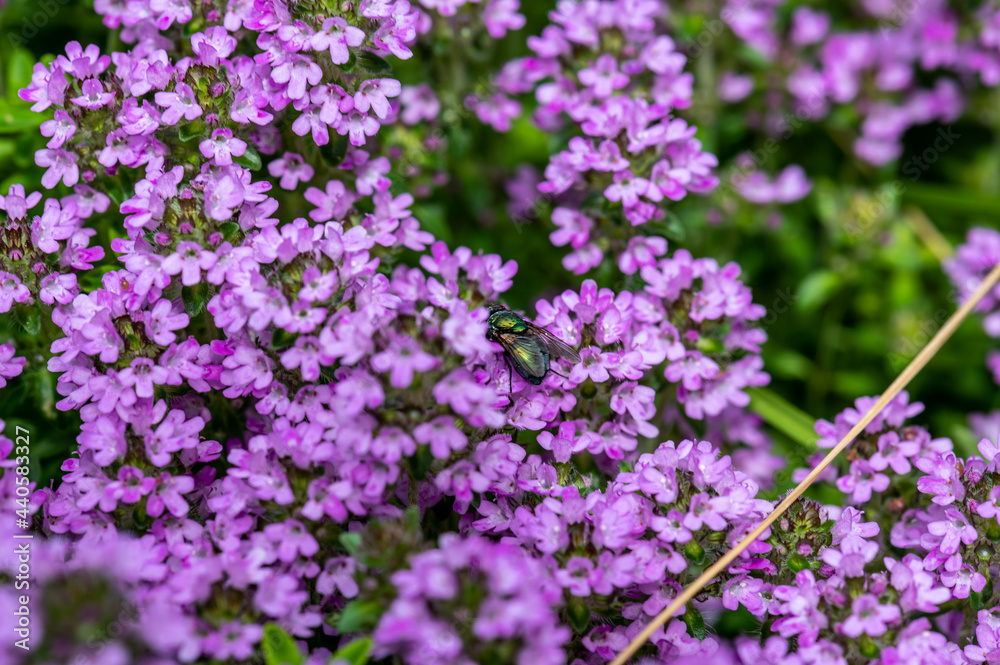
(504, 354), (515, 395)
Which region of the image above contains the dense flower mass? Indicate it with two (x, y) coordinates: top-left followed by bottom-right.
(496, 1), (723, 273)
(3, 0), (1000, 663)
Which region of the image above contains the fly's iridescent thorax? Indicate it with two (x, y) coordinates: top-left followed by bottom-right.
(487, 309), (529, 334)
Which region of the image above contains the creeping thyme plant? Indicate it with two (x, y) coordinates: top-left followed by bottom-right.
(4, 0), (1000, 664)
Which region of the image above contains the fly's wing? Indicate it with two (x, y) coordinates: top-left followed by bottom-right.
(496, 331), (549, 382)
(523, 321), (581, 364)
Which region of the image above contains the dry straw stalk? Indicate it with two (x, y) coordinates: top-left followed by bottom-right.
(610, 260), (1000, 665)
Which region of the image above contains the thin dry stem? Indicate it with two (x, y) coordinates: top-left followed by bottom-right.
(904, 206), (954, 261)
(609, 260), (1000, 665)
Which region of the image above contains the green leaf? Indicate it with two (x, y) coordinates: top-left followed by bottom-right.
(7, 49), (36, 104)
(566, 597), (590, 633)
(858, 635), (881, 659)
(411, 204), (450, 243)
(787, 553), (809, 572)
(329, 637), (372, 665)
(356, 52), (392, 75)
(988, 518), (1000, 541)
(220, 222), (241, 242)
(319, 135), (349, 168)
(178, 120), (206, 142)
(0, 140), (16, 164)
(683, 540), (705, 565)
(747, 387), (819, 449)
(695, 336), (723, 354)
(336, 600), (382, 634)
(181, 282), (211, 317)
(270, 328), (294, 352)
(21, 306), (41, 336)
(796, 270), (842, 312)
(234, 145), (262, 171)
(339, 50), (358, 73)
(645, 212), (686, 243)
(339, 532), (362, 556)
(973, 577), (994, 611)
(262, 624), (304, 665)
(681, 605), (706, 641)
(0, 100), (44, 132)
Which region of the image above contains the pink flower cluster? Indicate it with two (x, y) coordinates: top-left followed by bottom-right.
(494, 0), (720, 274)
(711, 0), (985, 166)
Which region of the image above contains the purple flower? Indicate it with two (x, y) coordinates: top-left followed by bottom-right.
(414, 416), (468, 459)
(0, 273), (31, 312)
(941, 564), (987, 600)
(267, 152), (314, 190)
(338, 110), (380, 146)
(317, 556), (359, 598)
(483, 0), (526, 39)
(978, 486), (1000, 519)
(717, 72), (754, 102)
(70, 78), (116, 109)
(722, 575), (773, 617)
(926, 506), (978, 555)
(554, 557), (595, 596)
(230, 90), (273, 125)
(311, 17), (365, 64)
(146, 472), (195, 517)
(966, 610), (1000, 663)
(537, 422), (593, 463)
(191, 26), (237, 66)
(39, 110), (77, 148)
(142, 299), (188, 347)
(915, 451), (966, 505)
(162, 241), (217, 285)
(304, 179), (357, 221)
(839, 594), (900, 638)
(0, 344), (26, 389)
(199, 128), (248, 166)
(36, 149), (79, 188)
(354, 78), (402, 119)
(869, 430), (921, 474)
(398, 84), (440, 125)
(270, 55), (323, 101)
(604, 171), (651, 208)
(118, 358), (169, 398)
(150, 0), (192, 28)
(370, 337), (439, 388)
(0, 184), (42, 220)
(791, 7), (830, 45)
(578, 54), (629, 98)
(202, 622), (262, 661)
(472, 93), (521, 132)
(836, 458), (890, 503)
(683, 493), (728, 531)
